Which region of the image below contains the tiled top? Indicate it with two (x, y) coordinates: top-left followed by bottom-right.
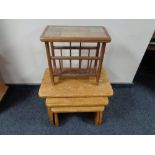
(40, 26), (111, 42)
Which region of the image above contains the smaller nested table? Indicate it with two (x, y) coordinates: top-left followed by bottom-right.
(39, 68), (113, 126)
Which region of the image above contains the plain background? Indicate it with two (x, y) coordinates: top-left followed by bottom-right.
(0, 19), (154, 84)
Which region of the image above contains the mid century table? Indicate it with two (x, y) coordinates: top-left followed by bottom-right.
(39, 68), (113, 126)
(39, 26), (113, 126)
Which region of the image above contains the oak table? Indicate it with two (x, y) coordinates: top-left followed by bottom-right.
(39, 68), (113, 126)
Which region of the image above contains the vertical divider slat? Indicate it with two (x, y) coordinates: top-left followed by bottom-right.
(89, 59), (93, 73)
(60, 49), (63, 69)
(94, 42), (100, 70)
(45, 42), (54, 84)
(96, 43), (106, 84)
(87, 49), (90, 69)
(70, 42), (72, 71)
(79, 42), (82, 73)
(59, 59), (62, 73)
(50, 42), (56, 70)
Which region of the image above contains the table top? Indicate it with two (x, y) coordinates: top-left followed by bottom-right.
(39, 68), (113, 98)
(40, 26), (111, 42)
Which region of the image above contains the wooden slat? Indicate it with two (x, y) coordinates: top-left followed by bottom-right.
(54, 73), (96, 77)
(53, 68), (96, 77)
(60, 49), (63, 68)
(50, 56), (100, 60)
(50, 42), (56, 69)
(53, 68), (96, 75)
(96, 43), (106, 84)
(46, 97), (108, 107)
(51, 106), (104, 113)
(70, 42), (72, 69)
(94, 42), (100, 68)
(59, 59), (62, 73)
(87, 49), (90, 68)
(54, 46), (97, 50)
(89, 60), (93, 73)
(79, 42), (82, 70)
(45, 42), (54, 84)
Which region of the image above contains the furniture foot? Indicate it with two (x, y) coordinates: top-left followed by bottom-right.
(54, 113), (59, 127)
(95, 111), (104, 125)
(95, 112), (100, 125)
(47, 107), (54, 125)
(99, 111), (103, 124)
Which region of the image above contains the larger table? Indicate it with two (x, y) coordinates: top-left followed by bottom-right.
(39, 68), (113, 126)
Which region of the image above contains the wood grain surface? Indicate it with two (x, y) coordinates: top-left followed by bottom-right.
(39, 68), (113, 98)
(51, 106), (104, 113)
(46, 97), (108, 107)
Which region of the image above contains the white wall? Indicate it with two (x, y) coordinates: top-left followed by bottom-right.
(0, 19), (154, 84)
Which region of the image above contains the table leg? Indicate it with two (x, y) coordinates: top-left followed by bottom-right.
(54, 113), (59, 127)
(95, 112), (100, 125)
(47, 107), (54, 125)
(99, 111), (103, 124)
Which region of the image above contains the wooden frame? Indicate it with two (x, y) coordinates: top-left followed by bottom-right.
(40, 26), (111, 85)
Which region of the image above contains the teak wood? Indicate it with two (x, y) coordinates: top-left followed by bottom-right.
(39, 68), (113, 126)
(47, 107), (54, 125)
(51, 106), (104, 113)
(54, 113), (59, 127)
(39, 68), (113, 98)
(40, 26), (111, 84)
(46, 97), (108, 107)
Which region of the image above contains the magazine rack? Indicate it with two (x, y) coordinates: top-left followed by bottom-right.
(40, 26), (111, 84)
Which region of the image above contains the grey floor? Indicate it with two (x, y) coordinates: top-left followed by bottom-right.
(0, 51), (155, 134)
